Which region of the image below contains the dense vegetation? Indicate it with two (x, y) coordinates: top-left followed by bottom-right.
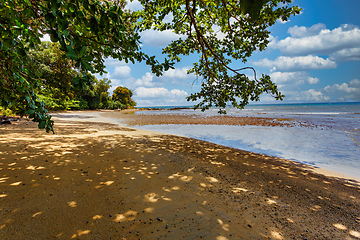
(1, 41), (135, 116)
(28, 42), (135, 111)
(0, 0), (300, 132)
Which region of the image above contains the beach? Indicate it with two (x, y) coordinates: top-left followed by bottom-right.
(1, 111), (360, 239)
(103, 103), (360, 181)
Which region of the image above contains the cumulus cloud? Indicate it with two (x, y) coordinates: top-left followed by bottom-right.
(119, 72), (156, 89)
(141, 30), (182, 48)
(160, 67), (196, 83)
(133, 72), (155, 87)
(253, 55), (337, 72)
(300, 89), (330, 101)
(135, 87), (187, 98)
(162, 67), (190, 79)
(272, 79), (360, 103)
(287, 23), (326, 38)
(271, 24), (360, 56)
(270, 71), (319, 86)
(112, 66), (131, 78)
(134, 87), (189, 106)
(324, 79), (360, 101)
(109, 65), (197, 94)
(279, 89), (329, 102)
(329, 47), (360, 62)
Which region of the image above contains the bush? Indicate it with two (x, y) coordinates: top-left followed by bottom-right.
(105, 101), (125, 110)
(68, 98), (89, 110)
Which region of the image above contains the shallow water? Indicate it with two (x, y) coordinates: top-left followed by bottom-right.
(118, 103), (360, 180)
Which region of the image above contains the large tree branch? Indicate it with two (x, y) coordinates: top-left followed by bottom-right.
(185, 0), (254, 83)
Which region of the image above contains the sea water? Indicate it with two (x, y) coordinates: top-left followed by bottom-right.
(134, 102), (360, 180)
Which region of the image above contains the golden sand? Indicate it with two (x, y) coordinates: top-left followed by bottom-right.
(0, 111), (359, 239)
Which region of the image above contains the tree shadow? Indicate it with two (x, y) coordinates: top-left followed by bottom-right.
(0, 120), (359, 239)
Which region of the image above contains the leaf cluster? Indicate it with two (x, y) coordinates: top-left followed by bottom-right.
(136, 0), (301, 112)
(0, 0), (171, 132)
(112, 86), (136, 107)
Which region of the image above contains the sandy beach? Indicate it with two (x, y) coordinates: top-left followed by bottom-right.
(1, 111), (359, 239)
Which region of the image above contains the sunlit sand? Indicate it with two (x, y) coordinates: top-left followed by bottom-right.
(0, 111), (359, 239)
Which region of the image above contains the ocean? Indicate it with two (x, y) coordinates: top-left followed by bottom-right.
(133, 102), (360, 180)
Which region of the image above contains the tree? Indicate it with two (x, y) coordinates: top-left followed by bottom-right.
(94, 78), (112, 108)
(27, 42), (77, 106)
(112, 86), (136, 108)
(0, 0), (172, 132)
(136, 0), (301, 113)
(1, 0), (300, 132)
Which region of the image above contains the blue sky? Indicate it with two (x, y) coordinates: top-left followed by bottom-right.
(97, 0), (360, 107)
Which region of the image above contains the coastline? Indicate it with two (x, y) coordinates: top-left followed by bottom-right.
(1, 111), (359, 239)
(99, 109), (360, 183)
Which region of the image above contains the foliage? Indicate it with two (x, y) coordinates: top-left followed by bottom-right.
(112, 86), (136, 108)
(24, 42), (117, 110)
(0, 106), (15, 116)
(0, 0), (172, 132)
(105, 100), (125, 110)
(1, 0), (301, 132)
(136, 0), (301, 113)
(27, 42), (77, 102)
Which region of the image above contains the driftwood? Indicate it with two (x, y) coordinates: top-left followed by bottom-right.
(1, 116), (20, 124)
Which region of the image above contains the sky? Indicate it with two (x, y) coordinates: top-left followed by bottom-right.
(96, 0), (360, 107)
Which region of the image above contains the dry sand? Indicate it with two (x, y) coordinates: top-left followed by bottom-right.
(0, 111), (359, 239)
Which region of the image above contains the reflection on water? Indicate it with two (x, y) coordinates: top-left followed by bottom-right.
(134, 102), (360, 180)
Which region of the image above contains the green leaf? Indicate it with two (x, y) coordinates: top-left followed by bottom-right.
(240, 0), (270, 19)
(26, 109), (35, 115)
(3, 39), (13, 48)
(62, 29), (70, 36)
(38, 120), (46, 129)
(50, 32), (59, 42)
(45, 13), (55, 23)
(65, 46), (79, 60)
(79, 46), (86, 57)
(80, 60), (93, 72)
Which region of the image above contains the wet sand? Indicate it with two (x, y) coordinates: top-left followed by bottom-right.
(0, 111), (359, 239)
(101, 110), (313, 128)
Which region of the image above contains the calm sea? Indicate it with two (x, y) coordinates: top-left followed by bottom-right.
(135, 102), (360, 180)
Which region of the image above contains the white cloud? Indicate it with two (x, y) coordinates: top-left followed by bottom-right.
(267, 35), (278, 49)
(133, 72), (155, 87)
(135, 87), (187, 98)
(270, 71), (319, 86)
(110, 65), (196, 92)
(329, 47), (360, 62)
(141, 30), (182, 47)
(274, 79), (360, 103)
(300, 89), (330, 101)
(160, 67), (196, 82)
(118, 72), (156, 89)
(253, 55), (337, 72)
(112, 66), (131, 78)
(134, 87), (189, 106)
(287, 23), (326, 38)
(271, 24), (360, 56)
(104, 58), (127, 67)
(262, 89), (329, 103)
(307, 77), (320, 85)
(163, 67), (189, 79)
(324, 79), (360, 101)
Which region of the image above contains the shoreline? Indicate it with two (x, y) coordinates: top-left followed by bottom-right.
(96, 110), (360, 183)
(1, 111), (359, 239)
